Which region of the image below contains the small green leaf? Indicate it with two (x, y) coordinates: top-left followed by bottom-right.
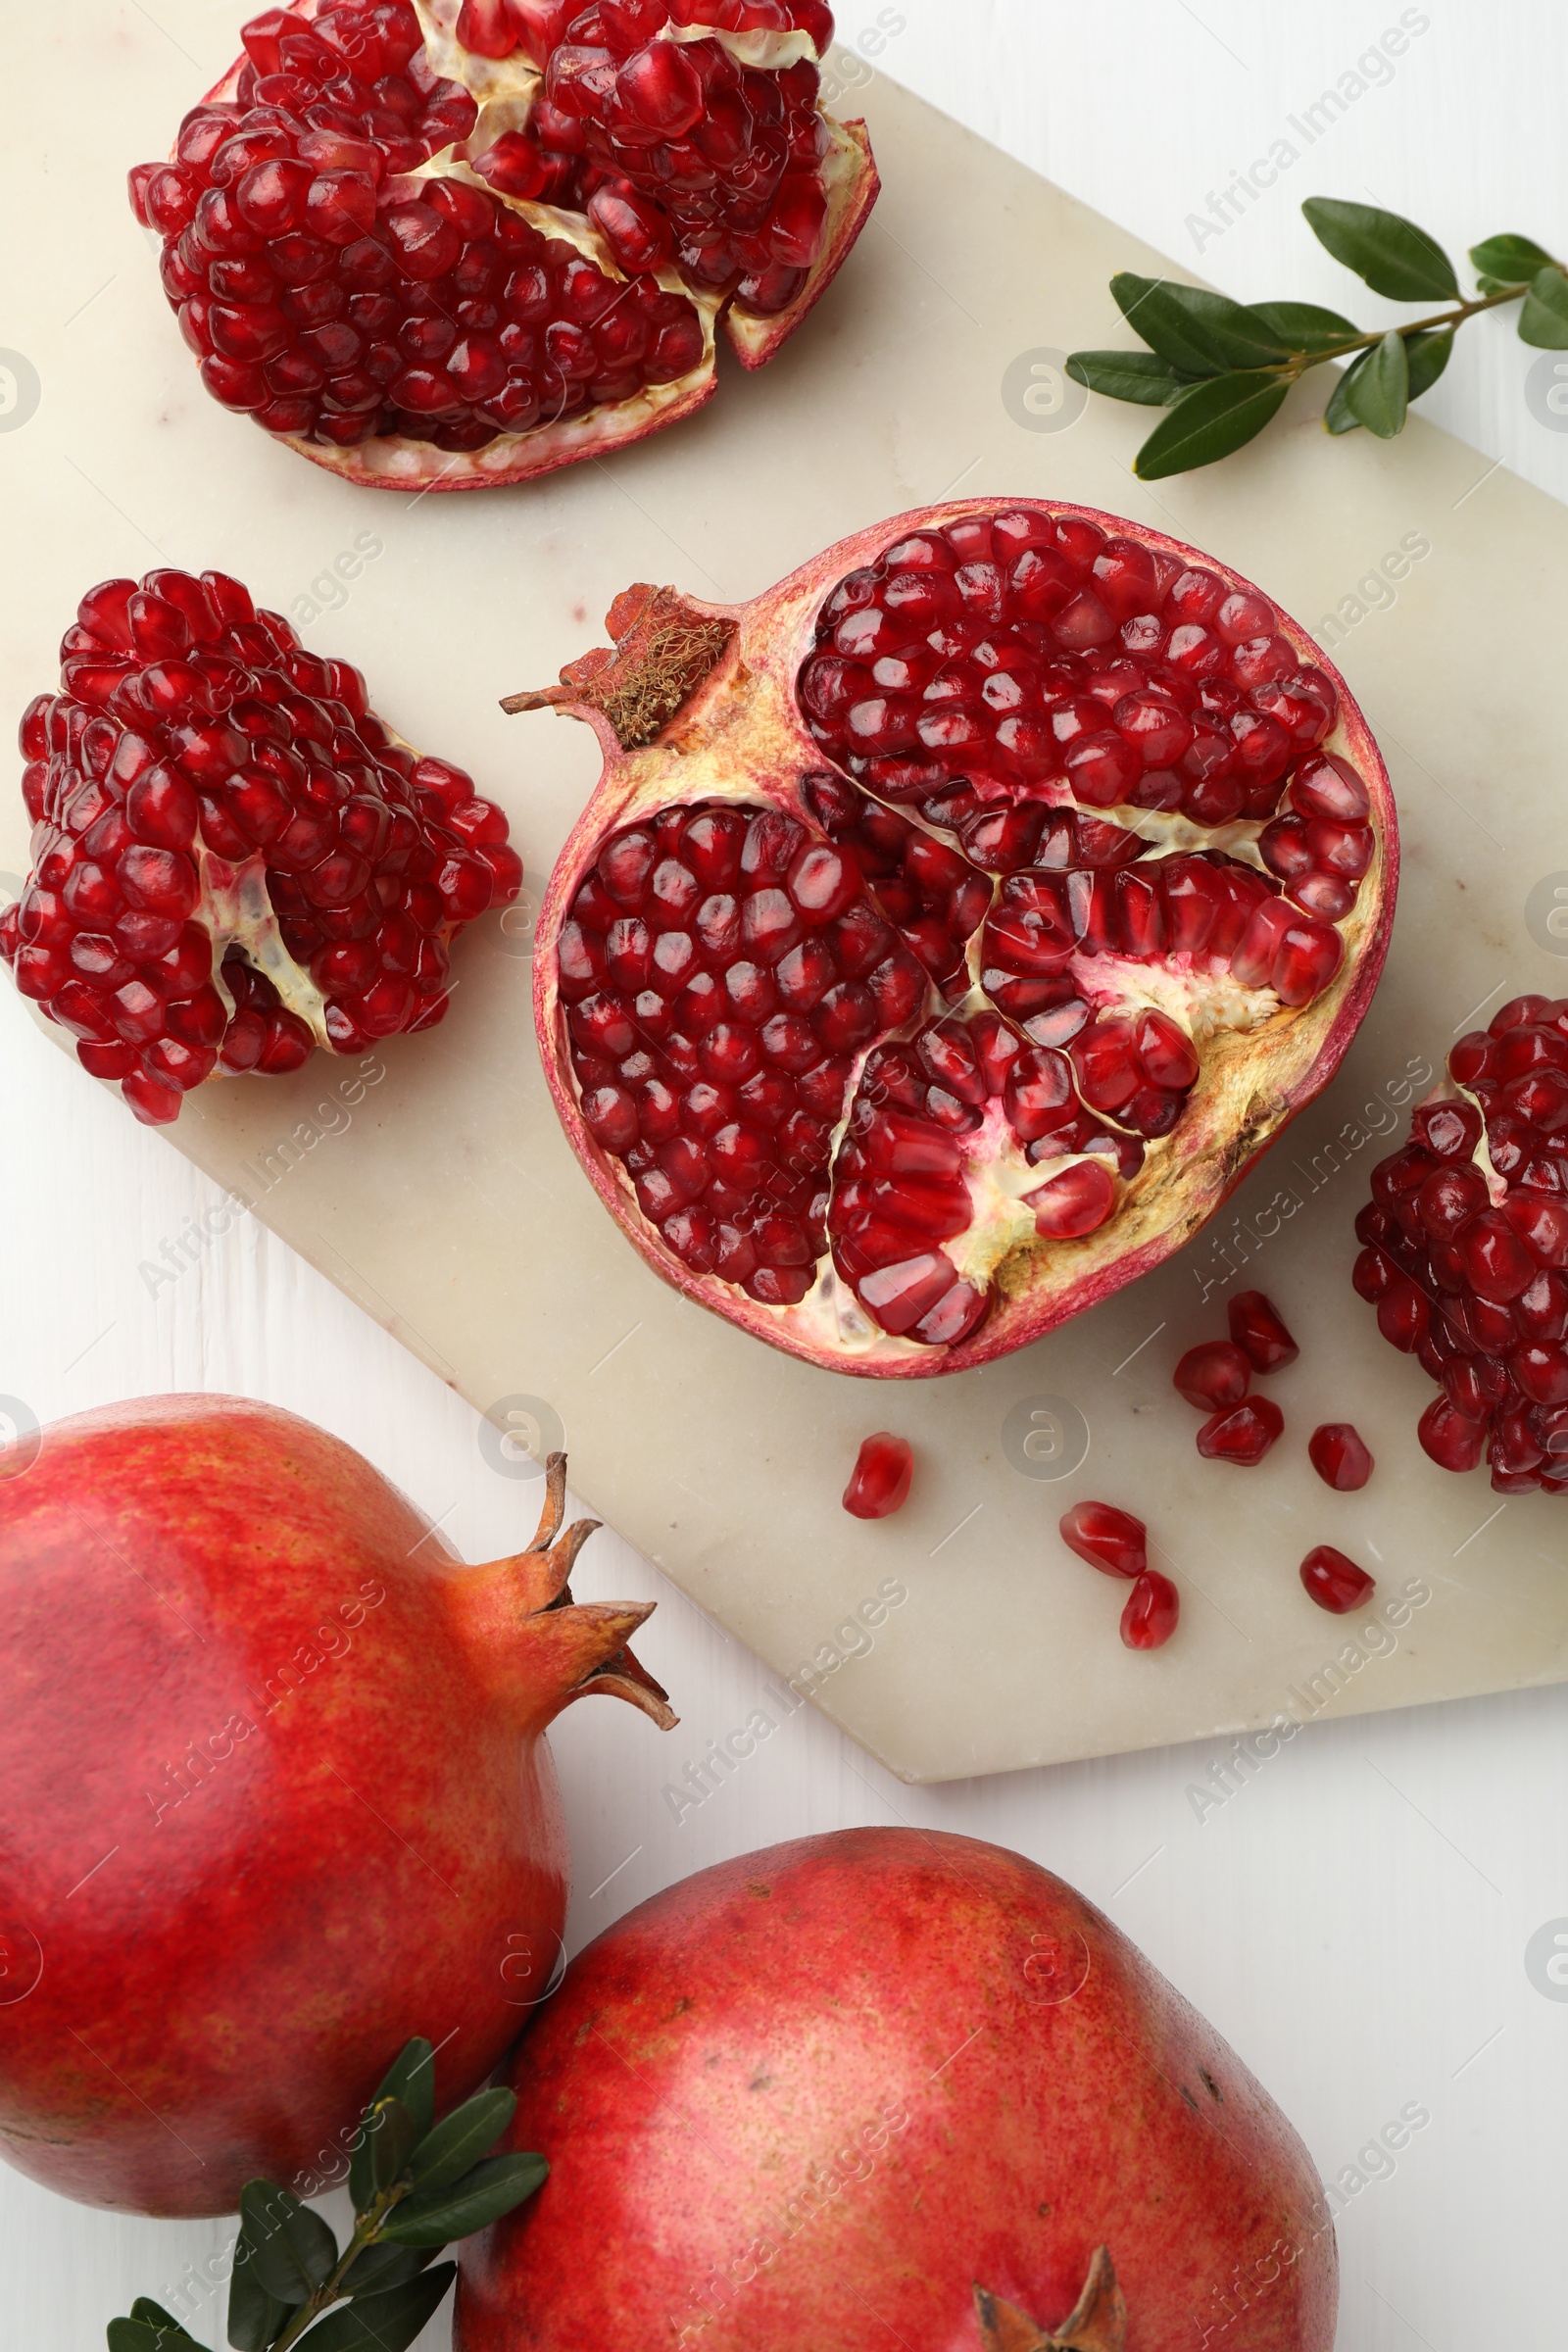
(1475, 273), (1518, 296)
(1344, 328), (1409, 436)
(1323, 351), (1368, 434)
(1519, 265), (1568, 349)
(1405, 326), (1454, 400)
(1248, 299), (1359, 355)
(378, 2151), (549, 2247)
(1131, 371), (1290, 480)
(227, 2239), (293, 2352)
(348, 2093), (419, 2213)
(338, 2242), (442, 2300)
(1302, 197), (1458, 302)
(239, 2181), (338, 2305)
(1110, 273), (1294, 373)
(374, 2040), (436, 2140)
(108, 2310), (205, 2352)
(1469, 232), (1556, 284)
(1064, 348), (1196, 406)
(289, 2264), (456, 2352)
(406, 2088), (516, 2195)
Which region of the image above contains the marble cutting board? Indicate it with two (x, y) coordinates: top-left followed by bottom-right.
(5, 18), (1566, 1781)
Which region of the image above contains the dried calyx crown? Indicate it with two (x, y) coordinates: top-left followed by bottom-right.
(503, 584), (735, 750)
(974, 2248), (1126, 2352)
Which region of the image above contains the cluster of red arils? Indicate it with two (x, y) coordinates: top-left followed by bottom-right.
(1354, 995), (1568, 1494)
(1172, 1291), (1297, 1465)
(1, 568), (519, 1125)
(1058, 1502), (1179, 1650)
(128, 0), (874, 482)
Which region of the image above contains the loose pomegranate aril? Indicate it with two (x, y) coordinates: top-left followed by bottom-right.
(520, 503), (1395, 1374)
(1307, 1422), (1373, 1491)
(842, 1431), (913, 1518)
(1173, 1339), (1250, 1410)
(2, 570), (520, 1123)
(1298, 1544), (1375, 1615)
(1058, 1498), (1146, 1580)
(1197, 1396), (1284, 1465)
(1227, 1289), (1298, 1372)
(129, 0), (878, 489)
(1121, 1568), (1179, 1650)
(1355, 1024), (1568, 1490)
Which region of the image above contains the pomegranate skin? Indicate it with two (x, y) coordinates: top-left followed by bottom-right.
(519, 501), (1397, 1378)
(456, 1830), (1337, 2350)
(0, 1396), (672, 2217)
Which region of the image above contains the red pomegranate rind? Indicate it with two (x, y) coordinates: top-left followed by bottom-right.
(126, 0), (876, 492)
(521, 500), (1396, 1379)
(1, 569), (519, 1124)
(842, 1430), (912, 1518)
(1354, 995), (1568, 1493)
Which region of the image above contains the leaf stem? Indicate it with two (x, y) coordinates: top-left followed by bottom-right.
(269, 2183), (410, 2352)
(1268, 275), (1546, 384)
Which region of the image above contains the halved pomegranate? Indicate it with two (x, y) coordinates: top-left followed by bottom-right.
(0, 567), (520, 1124)
(1354, 995), (1568, 1494)
(516, 501), (1396, 1375)
(128, 0), (877, 491)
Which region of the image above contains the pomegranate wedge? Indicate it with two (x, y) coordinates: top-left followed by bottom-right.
(516, 500), (1396, 1376)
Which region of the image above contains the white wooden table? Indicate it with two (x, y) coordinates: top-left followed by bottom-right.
(4, 5), (1566, 2344)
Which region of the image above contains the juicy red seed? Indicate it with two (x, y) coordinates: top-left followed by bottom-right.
(1227, 1290), (1298, 1371)
(1307, 1422), (1373, 1492)
(1197, 1396), (1284, 1465)
(1059, 1499), (1146, 1580)
(1418, 1394), (1487, 1472)
(1029, 1158), (1115, 1238)
(1298, 1544), (1375, 1615)
(842, 1433), (913, 1520)
(1173, 1340), (1250, 1411)
(1121, 1569), (1179, 1650)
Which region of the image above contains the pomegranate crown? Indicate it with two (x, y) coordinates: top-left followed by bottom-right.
(974, 2248), (1126, 2352)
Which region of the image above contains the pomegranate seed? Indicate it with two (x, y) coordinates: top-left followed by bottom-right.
(1173, 1340), (1250, 1411)
(1227, 1290), (1298, 1372)
(1298, 1544), (1375, 1615)
(1307, 1423), (1373, 1491)
(1059, 1499), (1147, 1580)
(1197, 1396), (1284, 1466)
(1121, 1570), (1179, 1649)
(842, 1433), (913, 1520)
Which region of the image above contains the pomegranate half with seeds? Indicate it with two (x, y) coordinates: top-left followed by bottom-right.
(128, 0), (877, 490)
(1354, 994), (1568, 1493)
(0, 568), (520, 1125)
(515, 501), (1396, 1374)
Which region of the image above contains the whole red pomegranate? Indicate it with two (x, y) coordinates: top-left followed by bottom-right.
(0, 566), (520, 1125)
(1353, 993), (1568, 1492)
(0, 1396), (673, 2217)
(514, 500), (1396, 1373)
(456, 1830), (1336, 2349)
(128, 0), (877, 490)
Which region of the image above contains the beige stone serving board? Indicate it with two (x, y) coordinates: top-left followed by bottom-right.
(6, 42), (1568, 1781)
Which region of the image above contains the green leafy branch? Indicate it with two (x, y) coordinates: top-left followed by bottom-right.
(107, 2039), (546, 2352)
(1066, 198), (1568, 478)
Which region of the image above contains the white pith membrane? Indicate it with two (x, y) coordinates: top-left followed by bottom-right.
(1353, 998), (1568, 1491)
(142, 0), (876, 490)
(530, 503), (1395, 1370)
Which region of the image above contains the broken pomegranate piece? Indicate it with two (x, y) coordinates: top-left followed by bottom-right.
(842, 1431), (912, 1518)
(127, 0), (877, 490)
(1354, 994), (1568, 1493)
(519, 501), (1396, 1375)
(1, 569), (519, 1124)
(1298, 1544), (1374, 1615)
